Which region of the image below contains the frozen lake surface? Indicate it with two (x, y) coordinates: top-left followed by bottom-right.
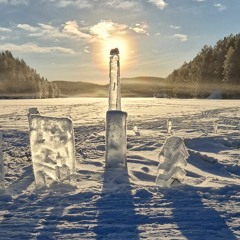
(0, 98), (239, 239)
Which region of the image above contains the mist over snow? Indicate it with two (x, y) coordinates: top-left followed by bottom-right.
(0, 98), (239, 239)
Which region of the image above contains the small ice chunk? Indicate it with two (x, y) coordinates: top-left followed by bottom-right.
(28, 108), (40, 127)
(28, 108), (39, 115)
(156, 136), (189, 187)
(28, 108), (40, 120)
(29, 115), (76, 188)
(213, 120), (218, 134)
(0, 133), (5, 193)
(167, 119), (172, 134)
(133, 125), (140, 136)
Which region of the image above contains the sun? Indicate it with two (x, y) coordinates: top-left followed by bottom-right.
(102, 37), (129, 65)
(92, 36), (134, 71)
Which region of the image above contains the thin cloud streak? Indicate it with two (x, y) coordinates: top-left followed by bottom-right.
(170, 25), (181, 29)
(45, 0), (94, 8)
(17, 22), (91, 41)
(106, 0), (138, 9)
(0, 0), (28, 5)
(1, 43), (75, 54)
(0, 27), (12, 32)
(17, 24), (38, 32)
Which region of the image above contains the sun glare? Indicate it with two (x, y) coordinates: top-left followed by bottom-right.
(103, 38), (128, 63)
(93, 36), (134, 72)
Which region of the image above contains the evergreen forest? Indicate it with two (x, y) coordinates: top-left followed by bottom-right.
(165, 33), (240, 98)
(0, 51), (60, 99)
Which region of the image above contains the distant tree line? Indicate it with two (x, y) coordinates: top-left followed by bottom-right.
(0, 51), (60, 98)
(165, 33), (240, 98)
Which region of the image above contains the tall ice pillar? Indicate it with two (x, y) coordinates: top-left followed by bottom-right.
(106, 48), (127, 168)
(109, 48), (121, 111)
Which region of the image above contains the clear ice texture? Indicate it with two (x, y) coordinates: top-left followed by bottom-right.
(156, 136), (189, 187)
(109, 54), (121, 111)
(29, 115), (76, 188)
(106, 111), (127, 168)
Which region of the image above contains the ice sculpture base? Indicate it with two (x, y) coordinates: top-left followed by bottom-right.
(105, 111), (127, 168)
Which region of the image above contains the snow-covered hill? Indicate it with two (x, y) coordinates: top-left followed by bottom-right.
(0, 98), (239, 239)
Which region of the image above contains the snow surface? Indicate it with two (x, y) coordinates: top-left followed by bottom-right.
(0, 98), (239, 239)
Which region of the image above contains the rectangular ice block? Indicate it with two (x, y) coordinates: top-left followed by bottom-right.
(105, 111), (127, 168)
(29, 115), (76, 188)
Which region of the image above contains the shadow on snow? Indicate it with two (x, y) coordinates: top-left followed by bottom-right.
(162, 186), (238, 240)
(93, 167), (140, 240)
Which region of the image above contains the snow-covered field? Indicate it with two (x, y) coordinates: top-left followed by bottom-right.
(0, 98), (239, 240)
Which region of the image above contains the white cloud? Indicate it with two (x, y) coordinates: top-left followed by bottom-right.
(47, 0), (139, 9)
(16, 22), (91, 41)
(17, 24), (38, 32)
(0, 27), (12, 32)
(194, 0), (206, 2)
(130, 22), (149, 35)
(0, 0), (28, 5)
(38, 23), (55, 31)
(28, 24), (66, 39)
(62, 21), (91, 39)
(14, 20), (149, 45)
(90, 20), (128, 39)
(1, 43), (75, 54)
(214, 3), (226, 11)
(106, 0), (138, 9)
(47, 0), (94, 8)
(16, 20), (134, 43)
(170, 25), (180, 29)
(148, 0), (167, 10)
(173, 34), (188, 42)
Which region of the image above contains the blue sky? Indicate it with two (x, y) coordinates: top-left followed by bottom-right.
(0, 0), (240, 83)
